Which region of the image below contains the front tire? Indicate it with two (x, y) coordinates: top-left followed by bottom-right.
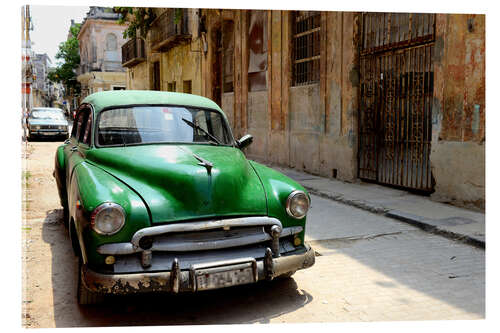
(62, 206), (69, 229)
(77, 259), (105, 305)
(276, 270), (296, 280)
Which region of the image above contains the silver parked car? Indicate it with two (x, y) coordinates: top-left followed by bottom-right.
(27, 107), (69, 140)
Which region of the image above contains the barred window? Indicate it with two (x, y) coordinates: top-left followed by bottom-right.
(223, 20), (234, 93)
(292, 11), (321, 86)
(248, 11), (267, 92)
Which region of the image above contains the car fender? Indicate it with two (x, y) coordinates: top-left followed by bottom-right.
(248, 161), (309, 232)
(69, 161), (151, 266)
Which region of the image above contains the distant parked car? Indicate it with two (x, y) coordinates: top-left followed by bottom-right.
(53, 90), (315, 305)
(27, 107), (69, 140)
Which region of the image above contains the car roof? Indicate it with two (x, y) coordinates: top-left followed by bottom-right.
(82, 90), (223, 114)
(32, 107), (64, 111)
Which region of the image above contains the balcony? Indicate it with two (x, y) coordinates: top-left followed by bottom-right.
(121, 38), (146, 68)
(150, 9), (191, 52)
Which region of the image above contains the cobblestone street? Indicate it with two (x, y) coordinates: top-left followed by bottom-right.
(22, 140), (484, 327)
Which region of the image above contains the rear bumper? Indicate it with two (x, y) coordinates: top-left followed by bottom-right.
(81, 243), (315, 295)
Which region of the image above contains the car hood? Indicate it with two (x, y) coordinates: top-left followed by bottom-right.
(86, 145), (267, 224)
(28, 118), (68, 126)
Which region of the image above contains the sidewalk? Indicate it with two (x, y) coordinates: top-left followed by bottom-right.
(271, 165), (485, 248)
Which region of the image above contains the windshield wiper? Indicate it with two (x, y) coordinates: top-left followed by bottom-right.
(181, 118), (221, 145)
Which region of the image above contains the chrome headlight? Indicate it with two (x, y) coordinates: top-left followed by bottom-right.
(286, 190), (310, 219)
(91, 202), (125, 235)
(58, 125), (65, 130)
(34, 125), (40, 130)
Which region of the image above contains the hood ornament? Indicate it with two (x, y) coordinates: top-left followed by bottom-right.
(193, 153), (213, 175)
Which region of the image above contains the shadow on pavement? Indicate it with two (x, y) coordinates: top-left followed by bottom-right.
(27, 136), (68, 143)
(41, 209), (313, 327)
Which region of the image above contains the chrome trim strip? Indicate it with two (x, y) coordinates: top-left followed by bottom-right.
(153, 232), (272, 252)
(131, 216), (282, 249)
(97, 225), (303, 256)
(171, 258), (180, 293)
(97, 242), (135, 255)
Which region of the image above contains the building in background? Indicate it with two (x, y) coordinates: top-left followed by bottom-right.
(77, 6), (128, 100)
(46, 68), (67, 112)
(121, 9), (485, 210)
(122, 8), (202, 95)
(32, 53), (54, 107)
(21, 6), (34, 119)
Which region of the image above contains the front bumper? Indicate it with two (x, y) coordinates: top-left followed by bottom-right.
(81, 244), (315, 295)
(30, 129), (68, 137)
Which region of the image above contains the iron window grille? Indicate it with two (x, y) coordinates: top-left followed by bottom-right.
(223, 20), (235, 93)
(292, 11), (321, 86)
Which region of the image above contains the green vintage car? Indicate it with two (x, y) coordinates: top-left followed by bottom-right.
(54, 90), (315, 305)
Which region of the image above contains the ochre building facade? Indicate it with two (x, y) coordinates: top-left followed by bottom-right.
(122, 9), (485, 209)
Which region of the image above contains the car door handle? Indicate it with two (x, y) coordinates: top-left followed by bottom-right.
(70, 146), (78, 152)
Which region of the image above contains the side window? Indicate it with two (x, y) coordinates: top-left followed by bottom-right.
(73, 111), (85, 140)
(73, 108), (91, 143)
(70, 116), (78, 139)
(82, 111), (92, 145)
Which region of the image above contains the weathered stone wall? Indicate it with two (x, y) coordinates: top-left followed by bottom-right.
(78, 71), (126, 94)
(78, 19), (127, 72)
(208, 10), (359, 182)
(126, 62), (149, 90)
(124, 8), (203, 94)
(245, 91), (269, 160)
(222, 93), (234, 127)
(160, 42), (202, 95)
(126, 9), (485, 209)
(431, 14), (485, 208)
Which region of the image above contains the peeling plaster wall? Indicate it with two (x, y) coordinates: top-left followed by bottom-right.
(222, 93), (235, 128)
(202, 10), (359, 182)
(245, 91), (269, 160)
(126, 62), (149, 90)
(124, 8), (203, 94)
(201, 10), (484, 209)
(161, 43), (202, 95)
(431, 141), (485, 209)
(430, 14), (485, 209)
(289, 85), (322, 173)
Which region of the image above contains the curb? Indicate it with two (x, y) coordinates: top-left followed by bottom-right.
(304, 186), (485, 249)
(385, 210), (485, 249)
(304, 187), (388, 214)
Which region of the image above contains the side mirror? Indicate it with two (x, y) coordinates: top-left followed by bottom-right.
(237, 134), (253, 149)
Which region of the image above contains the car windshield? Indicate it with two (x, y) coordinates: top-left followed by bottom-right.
(31, 110), (65, 120)
(97, 106), (234, 146)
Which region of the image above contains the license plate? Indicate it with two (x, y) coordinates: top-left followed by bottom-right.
(42, 132), (58, 135)
(193, 260), (256, 291)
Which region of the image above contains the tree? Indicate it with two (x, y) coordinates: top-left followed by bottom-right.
(114, 7), (157, 39)
(47, 23), (81, 94)
(114, 7), (183, 39)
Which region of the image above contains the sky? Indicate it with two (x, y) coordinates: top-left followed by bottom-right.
(30, 5), (89, 66)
